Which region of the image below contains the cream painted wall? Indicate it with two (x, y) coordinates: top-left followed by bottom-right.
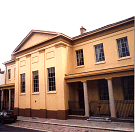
(71, 27), (134, 74)
(11, 22), (134, 113)
(0, 73), (5, 85)
(6, 64), (15, 84)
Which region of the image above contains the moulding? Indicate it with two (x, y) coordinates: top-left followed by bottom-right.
(54, 41), (67, 48)
(26, 54), (31, 58)
(39, 49), (45, 54)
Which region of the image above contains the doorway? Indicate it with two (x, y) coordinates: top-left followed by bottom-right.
(78, 82), (84, 109)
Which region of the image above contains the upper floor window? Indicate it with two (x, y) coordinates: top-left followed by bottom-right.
(48, 67), (56, 91)
(117, 37), (130, 58)
(94, 44), (105, 62)
(33, 71), (39, 92)
(121, 76), (133, 100)
(20, 73), (25, 93)
(8, 69), (11, 80)
(76, 49), (84, 66)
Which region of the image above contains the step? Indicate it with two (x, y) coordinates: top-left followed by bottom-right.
(87, 117), (111, 122)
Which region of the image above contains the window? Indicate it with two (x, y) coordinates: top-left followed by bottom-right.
(48, 67), (56, 91)
(8, 69), (11, 80)
(20, 73), (25, 93)
(98, 79), (109, 101)
(117, 37), (130, 58)
(76, 49), (84, 66)
(95, 44), (105, 62)
(33, 71), (39, 92)
(121, 76), (134, 100)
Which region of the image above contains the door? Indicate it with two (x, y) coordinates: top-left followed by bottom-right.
(78, 88), (84, 109)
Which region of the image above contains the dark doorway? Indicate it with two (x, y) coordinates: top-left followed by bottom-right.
(78, 82), (84, 109)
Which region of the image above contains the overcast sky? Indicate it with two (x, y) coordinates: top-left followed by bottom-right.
(0, 0), (134, 70)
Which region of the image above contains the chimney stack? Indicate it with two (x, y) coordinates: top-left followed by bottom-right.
(80, 26), (86, 34)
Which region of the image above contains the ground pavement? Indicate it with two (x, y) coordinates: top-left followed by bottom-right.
(6, 116), (134, 132)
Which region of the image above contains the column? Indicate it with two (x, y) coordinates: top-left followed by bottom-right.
(82, 81), (89, 116)
(107, 78), (116, 118)
(9, 89), (11, 110)
(1, 90), (4, 109)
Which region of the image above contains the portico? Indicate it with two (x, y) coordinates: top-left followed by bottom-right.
(0, 83), (15, 111)
(66, 65), (134, 119)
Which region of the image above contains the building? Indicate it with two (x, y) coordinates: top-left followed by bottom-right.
(0, 68), (5, 109)
(0, 68), (5, 85)
(0, 17), (134, 120)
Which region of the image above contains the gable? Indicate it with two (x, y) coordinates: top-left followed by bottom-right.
(18, 32), (57, 51)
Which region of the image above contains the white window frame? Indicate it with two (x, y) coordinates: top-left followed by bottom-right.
(94, 43), (105, 63)
(48, 67), (56, 92)
(75, 49), (84, 66)
(33, 71), (39, 93)
(20, 73), (25, 93)
(116, 36), (130, 58)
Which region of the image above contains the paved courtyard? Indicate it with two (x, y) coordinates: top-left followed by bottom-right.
(5, 116), (134, 132)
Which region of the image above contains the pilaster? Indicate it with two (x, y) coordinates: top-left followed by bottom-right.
(55, 42), (67, 112)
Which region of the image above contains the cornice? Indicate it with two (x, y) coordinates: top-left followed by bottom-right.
(65, 65), (134, 80)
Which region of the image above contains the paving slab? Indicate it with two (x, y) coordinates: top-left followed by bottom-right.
(17, 116), (134, 132)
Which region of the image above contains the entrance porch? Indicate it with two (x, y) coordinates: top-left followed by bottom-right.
(68, 76), (134, 119)
(0, 83), (15, 111)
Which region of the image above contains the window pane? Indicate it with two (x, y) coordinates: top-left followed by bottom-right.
(98, 79), (109, 101)
(48, 67), (56, 91)
(21, 73), (25, 93)
(76, 49), (84, 66)
(117, 37), (130, 58)
(95, 44), (105, 62)
(33, 71), (39, 92)
(122, 76), (134, 100)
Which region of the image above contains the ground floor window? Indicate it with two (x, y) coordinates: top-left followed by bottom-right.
(20, 73), (25, 93)
(121, 76), (134, 100)
(33, 71), (39, 92)
(48, 67), (56, 91)
(98, 79), (109, 101)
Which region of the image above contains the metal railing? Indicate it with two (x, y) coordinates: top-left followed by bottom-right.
(68, 100), (134, 119)
(115, 100), (134, 119)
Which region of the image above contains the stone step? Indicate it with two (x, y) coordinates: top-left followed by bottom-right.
(87, 117), (111, 122)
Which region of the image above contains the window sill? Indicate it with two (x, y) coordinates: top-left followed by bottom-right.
(47, 91), (57, 94)
(32, 92), (40, 95)
(20, 93), (26, 96)
(95, 61), (106, 65)
(118, 56), (131, 61)
(76, 65), (85, 69)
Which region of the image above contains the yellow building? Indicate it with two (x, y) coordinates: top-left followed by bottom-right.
(0, 17), (134, 120)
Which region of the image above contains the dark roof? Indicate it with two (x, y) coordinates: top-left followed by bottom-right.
(73, 16), (134, 39)
(3, 59), (15, 65)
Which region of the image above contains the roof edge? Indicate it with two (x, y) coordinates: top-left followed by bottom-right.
(73, 16), (134, 40)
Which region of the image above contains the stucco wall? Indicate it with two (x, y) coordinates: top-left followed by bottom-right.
(0, 73), (5, 85)
(71, 27), (134, 74)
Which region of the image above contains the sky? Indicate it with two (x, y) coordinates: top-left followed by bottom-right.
(0, 0), (134, 71)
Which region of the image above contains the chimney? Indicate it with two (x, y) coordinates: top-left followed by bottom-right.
(80, 26), (86, 34)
